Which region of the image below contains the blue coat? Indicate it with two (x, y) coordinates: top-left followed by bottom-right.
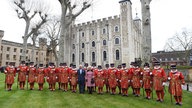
(77, 69), (86, 83)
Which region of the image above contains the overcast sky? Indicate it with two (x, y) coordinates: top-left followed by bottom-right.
(0, 0), (192, 53)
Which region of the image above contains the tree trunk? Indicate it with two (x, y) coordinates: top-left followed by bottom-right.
(21, 21), (30, 61)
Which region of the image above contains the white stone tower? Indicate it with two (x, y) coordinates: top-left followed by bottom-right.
(119, 0), (135, 65)
(140, 0), (152, 64)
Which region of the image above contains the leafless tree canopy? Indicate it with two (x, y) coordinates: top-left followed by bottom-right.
(164, 28), (192, 51)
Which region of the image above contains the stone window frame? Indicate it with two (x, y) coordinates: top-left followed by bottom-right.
(103, 40), (107, 46)
(103, 51), (107, 61)
(92, 41), (95, 47)
(92, 52), (95, 62)
(82, 53), (84, 62)
(82, 43), (85, 48)
(91, 30), (95, 36)
(102, 28), (106, 34)
(72, 44), (75, 49)
(114, 26), (119, 32)
(116, 49), (120, 60)
(72, 54), (75, 62)
(115, 37), (120, 44)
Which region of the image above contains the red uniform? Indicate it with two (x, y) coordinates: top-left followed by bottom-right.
(128, 67), (135, 94)
(142, 67), (153, 99)
(69, 68), (77, 92)
(47, 66), (57, 91)
(28, 66), (36, 90)
(168, 70), (185, 104)
(152, 67), (167, 101)
(94, 69), (104, 94)
(120, 68), (129, 96)
(108, 67), (117, 94)
(56, 66), (69, 91)
(103, 68), (110, 93)
(5, 66), (16, 90)
(132, 67), (142, 96)
(36, 67), (45, 90)
(18, 65), (28, 89)
(116, 68), (121, 94)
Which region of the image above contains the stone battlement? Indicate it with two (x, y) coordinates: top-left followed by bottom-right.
(74, 15), (120, 28)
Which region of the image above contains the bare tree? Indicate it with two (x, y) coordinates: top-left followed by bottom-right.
(58, 0), (91, 64)
(44, 17), (61, 66)
(13, 0), (48, 61)
(164, 28), (192, 64)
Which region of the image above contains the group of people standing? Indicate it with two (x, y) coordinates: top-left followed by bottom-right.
(4, 61), (185, 106)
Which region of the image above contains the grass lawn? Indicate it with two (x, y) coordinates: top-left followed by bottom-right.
(0, 73), (191, 108)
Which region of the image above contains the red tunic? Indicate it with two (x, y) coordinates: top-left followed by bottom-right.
(103, 68), (109, 85)
(70, 69), (77, 86)
(18, 65), (28, 82)
(152, 67), (167, 91)
(128, 67), (134, 86)
(95, 69), (104, 87)
(120, 68), (129, 89)
(28, 66), (36, 83)
(5, 66), (16, 84)
(56, 66), (69, 84)
(108, 68), (117, 88)
(142, 68), (152, 89)
(168, 71), (185, 96)
(36, 68), (45, 84)
(132, 68), (142, 89)
(47, 67), (57, 84)
(116, 69), (121, 87)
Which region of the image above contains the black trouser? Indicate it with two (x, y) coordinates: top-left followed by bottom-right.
(78, 81), (85, 93)
(88, 87), (93, 94)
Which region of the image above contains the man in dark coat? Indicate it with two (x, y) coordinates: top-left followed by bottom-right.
(77, 65), (86, 94)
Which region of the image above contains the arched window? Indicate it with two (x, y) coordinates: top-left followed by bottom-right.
(92, 30), (95, 36)
(72, 44), (75, 49)
(115, 38), (120, 44)
(72, 54), (75, 62)
(103, 28), (106, 34)
(92, 52), (95, 62)
(116, 50), (120, 60)
(82, 53), (84, 62)
(103, 51), (107, 61)
(115, 26), (119, 32)
(82, 43), (85, 48)
(103, 40), (106, 45)
(82, 32), (84, 37)
(92, 41), (95, 47)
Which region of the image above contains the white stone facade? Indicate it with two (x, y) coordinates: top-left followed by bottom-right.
(70, 0), (142, 67)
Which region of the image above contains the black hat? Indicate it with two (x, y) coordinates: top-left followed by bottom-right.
(72, 65), (76, 68)
(105, 64), (109, 68)
(170, 64), (177, 69)
(117, 65), (122, 68)
(154, 61), (160, 66)
(92, 63), (96, 67)
(122, 63), (126, 67)
(130, 62), (135, 65)
(144, 62), (150, 67)
(49, 62), (54, 66)
(110, 63), (114, 67)
(70, 63), (73, 67)
(84, 63), (88, 67)
(63, 63), (67, 66)
(59, 63), (63, 66)
(21, 61), (25, 64)
(29, 62), (34, 65)
(39, 64), (43, 67)
(9, 62), (14, 65)
(98, 65), (102, 69)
